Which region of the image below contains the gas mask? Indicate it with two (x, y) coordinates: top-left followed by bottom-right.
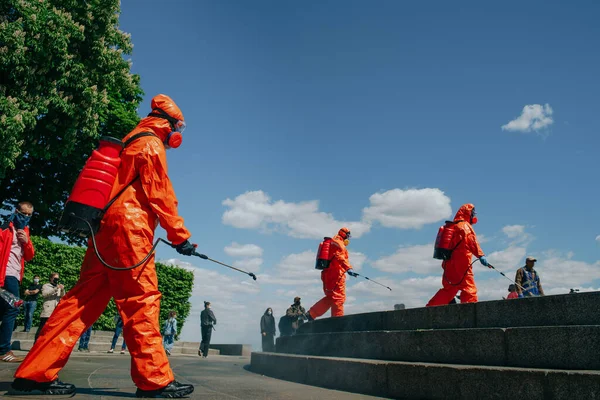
(147, 108), (186, 149)
(11, 210), (31, 230)
(470, 209), (478, 225)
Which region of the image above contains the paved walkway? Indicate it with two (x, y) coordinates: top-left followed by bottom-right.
(0, 351), (386, 399)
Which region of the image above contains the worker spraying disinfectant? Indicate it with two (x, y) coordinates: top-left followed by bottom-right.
(427, 204), (491, 306)
(11, 95), (255, 398)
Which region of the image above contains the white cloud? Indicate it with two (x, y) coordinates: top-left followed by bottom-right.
(223, 243), (263, 272)
(501, 104), (554, 132)
(232, 257), (263, 273)
(363, 188), (452, 229)
(486, 246), (527, 271)
(259, 250), (322, 286)
(501, 224), (532, 246)
(224, 242), (263, 258)
(348, 251), (367, 271)
(372, 244), (440, 274)
(536, 251), (600, 289)
(222, 190), (371, 239)
(502, 225), (525, 239)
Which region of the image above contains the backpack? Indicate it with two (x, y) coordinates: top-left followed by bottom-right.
(433, 220), (463, 260)
(315, 237), (334, 269)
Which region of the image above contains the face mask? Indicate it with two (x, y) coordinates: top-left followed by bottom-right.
(53, 278), (59, 285)
(34, 279), (39, 284)
(470, 209), (478, 225)
(267, 311), (272, 315)
(12, 211), (31, 230)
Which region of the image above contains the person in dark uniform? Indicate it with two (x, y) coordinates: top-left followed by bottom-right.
(199, 301), (216, 358)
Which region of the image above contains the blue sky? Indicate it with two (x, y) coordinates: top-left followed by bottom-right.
(118, 1), (600, 347)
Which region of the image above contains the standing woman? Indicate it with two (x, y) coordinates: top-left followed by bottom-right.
(260, 308), (276, 352)
(162, 310), (177, 356)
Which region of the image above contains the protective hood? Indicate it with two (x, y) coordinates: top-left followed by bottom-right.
(264, 309), (272, 316)
(133, 94), (185, 143)
(454, 203), (475, 223)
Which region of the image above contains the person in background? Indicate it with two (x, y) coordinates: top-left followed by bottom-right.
(199, 301), (216, 358)
(22, 275), (41, 333)
(162, 310), (177, 356)
(506, 284), (519, 299)
(0, 201), (35, 363)
(286, 297), (307, 335)
(77, 326), (92, 352)
(515, 257), (544, 297)
(260, 308), (276, 352)
(34, 272), (64, 342)
(107, 314), (127, 354)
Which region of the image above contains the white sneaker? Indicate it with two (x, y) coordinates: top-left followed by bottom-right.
(107, 349), (114, 353)
(120, 350), (126, 354)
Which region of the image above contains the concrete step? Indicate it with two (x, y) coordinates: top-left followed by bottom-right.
(299, 291), (600, 335)
(277, 325), (600, 370)
(251, 352), (600, 400)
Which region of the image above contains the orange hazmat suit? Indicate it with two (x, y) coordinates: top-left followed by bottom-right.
(427, 204), (484, 306)
(15, 95), (191, 391)
(309, 228), (353, 319)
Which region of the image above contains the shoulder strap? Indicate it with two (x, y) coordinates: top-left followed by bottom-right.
(123, 131), (159, 148)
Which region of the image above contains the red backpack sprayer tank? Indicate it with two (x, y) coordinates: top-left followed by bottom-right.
(58, 136), (124, 237)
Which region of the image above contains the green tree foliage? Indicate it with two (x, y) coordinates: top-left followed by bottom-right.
(17, 237), (194, 336)
(0, 0), (143, 241)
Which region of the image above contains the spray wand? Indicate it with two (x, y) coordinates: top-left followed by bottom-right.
(70, 213), (257, 280)
(351, 272), (392, 291)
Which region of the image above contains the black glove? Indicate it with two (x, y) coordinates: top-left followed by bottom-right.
(347, 269), (358, 277)
(176, 240), (196, 256)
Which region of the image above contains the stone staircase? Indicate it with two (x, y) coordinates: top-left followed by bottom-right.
(11, 328), (220, 356)
(251, 291), (600, 399)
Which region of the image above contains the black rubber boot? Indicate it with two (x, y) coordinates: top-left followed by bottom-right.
(12, 378), (76, 395)
(135, 381), (194, 398)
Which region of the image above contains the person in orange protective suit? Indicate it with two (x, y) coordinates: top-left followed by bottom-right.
(307, 228), (358, 320)
(12, 95), (196, 398)
(427, 204), (490, 306)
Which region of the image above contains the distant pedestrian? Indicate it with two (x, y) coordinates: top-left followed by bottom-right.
(34, 272), (65, 342)
(22, 275), (41, 333)
(107, 314), (127, 354)
(506, 284), (519, 299)
(199, 301), (216, 358)
(515, 257), (544, 297)
(260, 308), (276, 352)
(77, 326), (92, 352)
(0, 201), (35, 363)
(162, 310), (177, 356)
(286, 297), (306, 335)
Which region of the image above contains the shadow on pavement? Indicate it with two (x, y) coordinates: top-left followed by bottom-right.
(76, 388), (135, 398)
